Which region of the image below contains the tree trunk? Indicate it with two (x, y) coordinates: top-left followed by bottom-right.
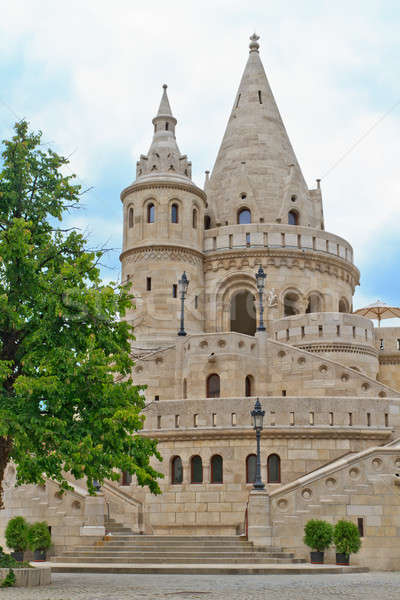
(0, 437), (12, 510)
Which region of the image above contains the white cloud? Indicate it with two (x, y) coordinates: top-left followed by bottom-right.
(0, 0), (399, 301)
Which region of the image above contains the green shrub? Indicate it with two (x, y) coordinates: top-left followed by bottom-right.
(0, 569), (16, 588)
(5, 517), (29, 552)
(27, 521), (51, 552)
(303, 519), (333, 551)
(333, 520), (361, 556)
(0, 553), (31, 568)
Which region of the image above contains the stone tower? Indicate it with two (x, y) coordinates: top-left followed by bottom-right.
(120, 85), (207, 342)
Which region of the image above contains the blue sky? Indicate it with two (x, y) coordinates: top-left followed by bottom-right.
(0, 0), (399, 319)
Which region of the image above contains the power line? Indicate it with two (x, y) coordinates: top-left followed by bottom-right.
(321, 97), (400, 180)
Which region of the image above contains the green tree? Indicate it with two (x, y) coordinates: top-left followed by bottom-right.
(0, 120), (162, 506)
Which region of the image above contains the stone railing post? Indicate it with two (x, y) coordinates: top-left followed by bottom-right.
(247, 489), (272, 547)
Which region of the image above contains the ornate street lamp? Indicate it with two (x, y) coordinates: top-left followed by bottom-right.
(255, 265), (266, 332)
(251, 398), (265, 490)
(177, 271), (189, 336)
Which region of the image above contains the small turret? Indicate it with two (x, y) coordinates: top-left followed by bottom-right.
(120, 85), (206, 342)
(135, 84), (192, 182)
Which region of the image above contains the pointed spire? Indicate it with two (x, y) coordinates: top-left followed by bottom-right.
(156, 84), (173, 117)
(135, 84), (192, 182)
(207, 34), (318, 227)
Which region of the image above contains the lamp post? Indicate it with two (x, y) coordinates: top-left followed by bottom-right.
(177, 271), (189, 336)
(251, 398), (265, 490)
(255, 265), (266, 332)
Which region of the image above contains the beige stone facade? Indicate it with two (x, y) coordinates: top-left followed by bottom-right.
(2, 33), (400, 570)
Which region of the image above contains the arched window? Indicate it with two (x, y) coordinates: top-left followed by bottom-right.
(245, 375), (253, 397)
(165, 122), (169, 131)
(128, 207), (134, 228)
(207, 374), (220, 398)
(171, 456), (183, 484)
(246, 454), (257, 484)
(339, 298), (349, 313)
(284, 292), (300, 316)
(183, 379), (187, 399)
(192, 208), (198, 229)
(288, 210), (299, 225)
(230, 291), (256, 335)
(147, 203), (155, 223)
(238, 208), (251, 225)
(191, 455), (203, 483)
(171, 203), (179, 223)
(210, 455), (223, 483)
(306, 293), (321, 314)
(204, 215), (211, 230)
(267, 454), (281, 483)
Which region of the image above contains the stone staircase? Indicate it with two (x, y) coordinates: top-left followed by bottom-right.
(52, 518), (303, 565)
(49, 519), (367, 574)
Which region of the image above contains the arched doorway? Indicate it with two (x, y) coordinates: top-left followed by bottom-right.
(230, 290), (256, 335)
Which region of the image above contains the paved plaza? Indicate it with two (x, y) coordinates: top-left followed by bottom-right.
(3, 572), (400, 599)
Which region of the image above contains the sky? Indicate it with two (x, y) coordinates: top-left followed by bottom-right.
(0, 0), (399, 321)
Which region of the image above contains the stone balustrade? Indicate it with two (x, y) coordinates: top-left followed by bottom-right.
(272, 313), (378, 378)
(142, 396), (397, 433)
(204, 223), (354, 265)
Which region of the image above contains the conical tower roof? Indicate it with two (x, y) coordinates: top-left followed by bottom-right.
(135, 84), (192, 184)
(207, 34), (317, 228)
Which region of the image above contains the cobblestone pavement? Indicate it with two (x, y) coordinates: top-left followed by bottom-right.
(2, 572), (400, 600)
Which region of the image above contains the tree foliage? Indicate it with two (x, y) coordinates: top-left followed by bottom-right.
(0, 120), (162, 505)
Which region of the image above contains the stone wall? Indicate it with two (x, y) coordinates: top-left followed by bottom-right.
(270, 445), (400, 570)
(137, 395), (397, 535)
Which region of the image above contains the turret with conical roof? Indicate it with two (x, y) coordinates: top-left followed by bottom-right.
(120, 85), (206, 342)
(135, 84), (192, 183)
(206, 35), (324, 229)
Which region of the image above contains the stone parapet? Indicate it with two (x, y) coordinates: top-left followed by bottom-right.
(204, 223), (354, 266)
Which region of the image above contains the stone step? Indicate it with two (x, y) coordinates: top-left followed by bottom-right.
(94, 541), (258, 548)
(58, 551), (295, 559)
(99, 536), (249, 543)
(51, 556), (304, 564)
(48, 562), (369, 575)
(83, 545), (269, 552)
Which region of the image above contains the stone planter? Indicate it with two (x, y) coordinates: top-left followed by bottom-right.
(10, 550), (24, 562)
(0, 567), (51, 587)
(336, 553), (350, 565)
(310, 551), (324, 564)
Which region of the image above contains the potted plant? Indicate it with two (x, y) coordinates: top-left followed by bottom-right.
(5, 516), (29, 562)
(333, 520), (361, 565)
(303, 519), (333, 564)
(27, 521), (52, 561)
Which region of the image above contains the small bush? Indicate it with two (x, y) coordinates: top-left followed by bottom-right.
(27, 521), (51, 552)
(5, 517), (29, 552)
(0, 552), (31, 569)
(0, 569), (16, 588)
(333, 520), (361, 556)
(303, 519), (333, 551)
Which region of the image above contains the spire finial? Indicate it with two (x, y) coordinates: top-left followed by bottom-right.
(249, 33), (260, 53)
(163, 83), (168, 90)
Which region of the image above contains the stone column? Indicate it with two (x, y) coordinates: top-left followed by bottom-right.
(247, 489), (273, 547)
(80, 494), (106, 537)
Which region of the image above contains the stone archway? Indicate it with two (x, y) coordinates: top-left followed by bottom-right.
(230, 290), (256, 335)
(215, 272), (259, 333)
